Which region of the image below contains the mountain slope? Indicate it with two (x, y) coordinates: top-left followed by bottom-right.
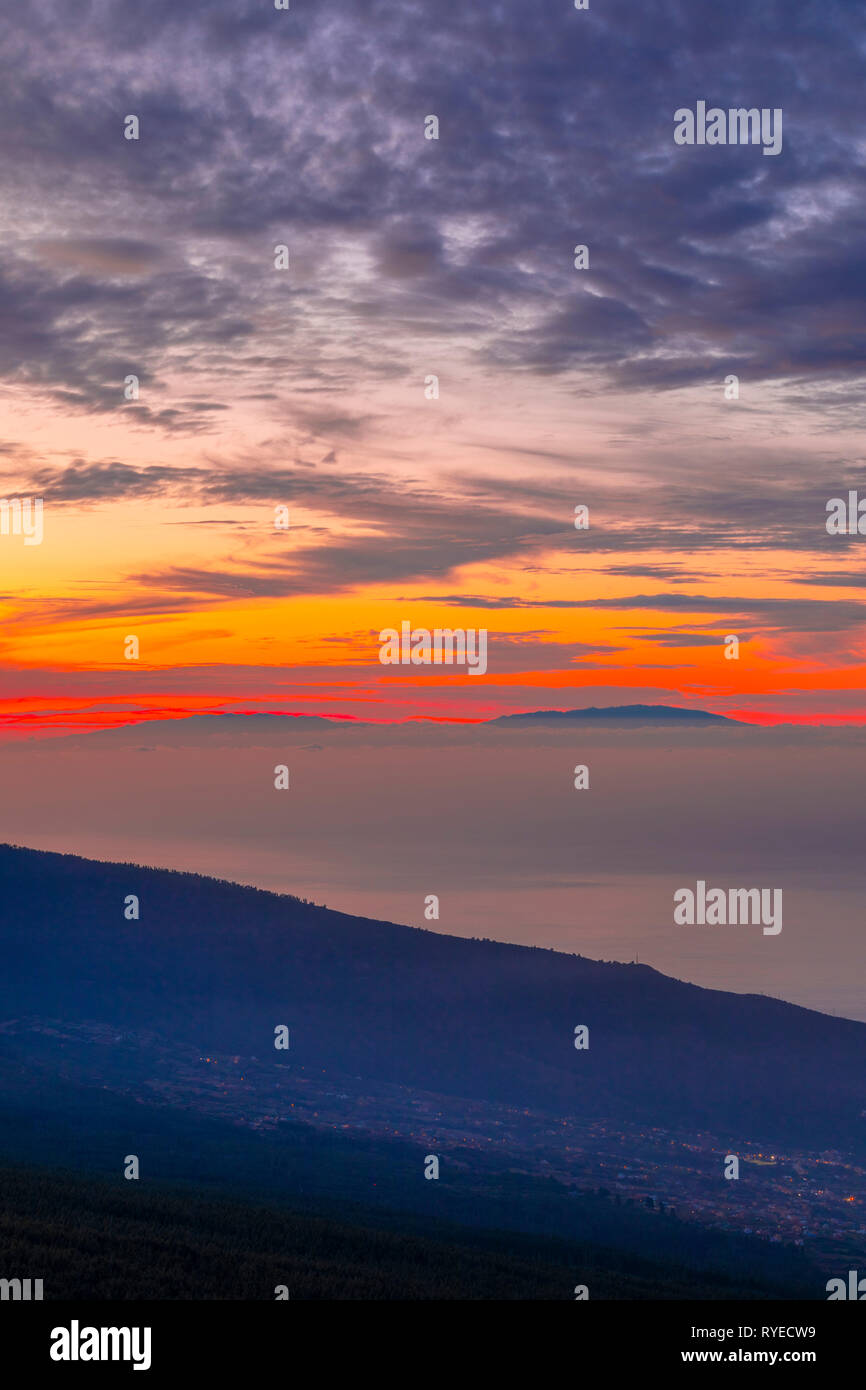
(0, 843), (863, 1152)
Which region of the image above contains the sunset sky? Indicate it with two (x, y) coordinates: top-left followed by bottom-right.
(1, 0), (865, 736)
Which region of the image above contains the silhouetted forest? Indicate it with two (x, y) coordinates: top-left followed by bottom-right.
(0, 1164), (817, 1300)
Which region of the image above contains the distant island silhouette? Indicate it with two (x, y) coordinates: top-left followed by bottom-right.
(492, 704), (736, 724)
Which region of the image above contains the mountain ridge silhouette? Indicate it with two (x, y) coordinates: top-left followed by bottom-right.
(0, 842), (862, 1152)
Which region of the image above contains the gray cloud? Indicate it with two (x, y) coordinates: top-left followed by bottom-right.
(0, 0), (863, 421)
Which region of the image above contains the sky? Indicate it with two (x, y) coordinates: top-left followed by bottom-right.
(1, 0), (866, 735)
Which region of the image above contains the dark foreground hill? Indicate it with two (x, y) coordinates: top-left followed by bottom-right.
(0, 1045), (824, 1297)
(1, 1163), (813, 1301)
(0, 843), (863, 1153)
